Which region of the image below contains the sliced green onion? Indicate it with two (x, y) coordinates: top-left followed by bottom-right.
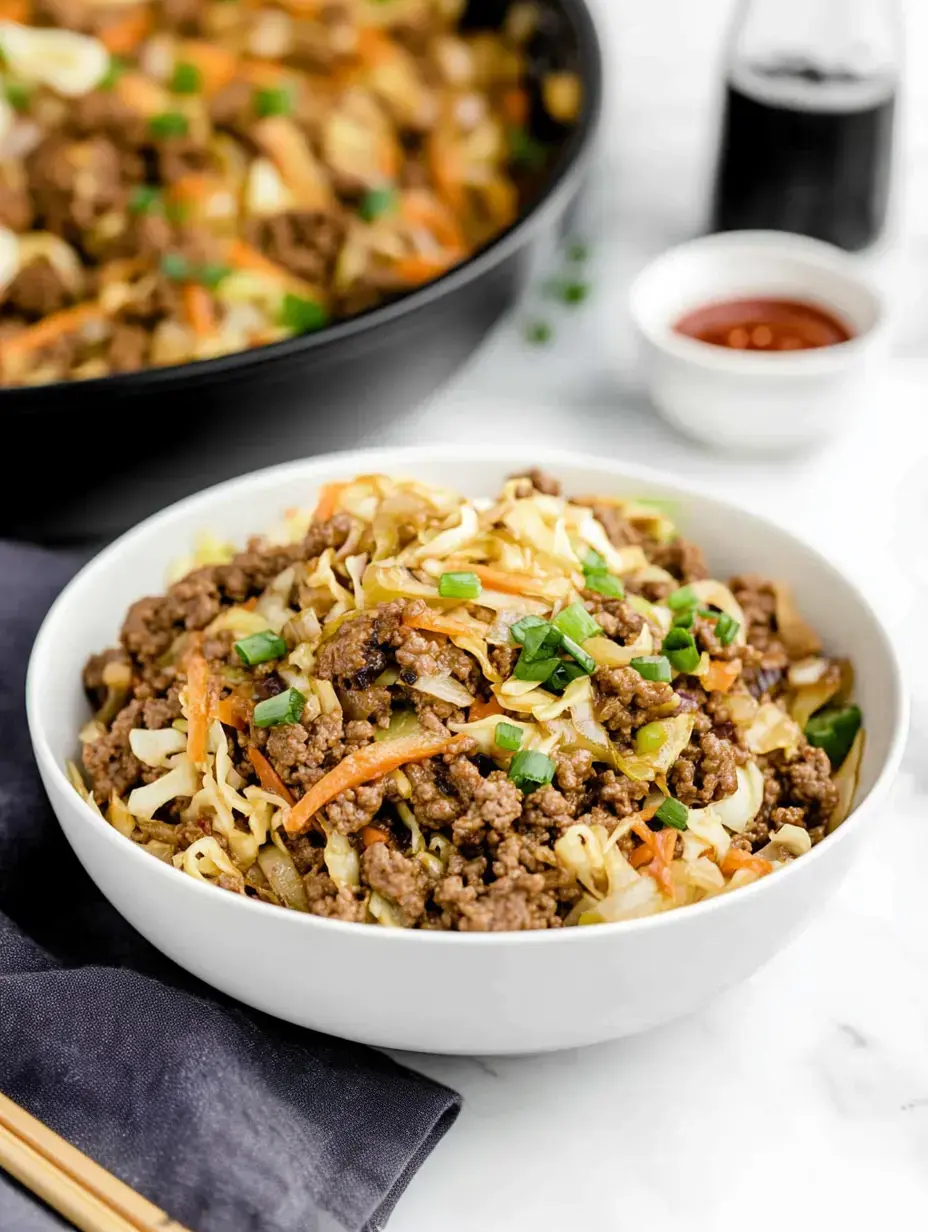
(655, 797), (688, 831)
(508, 124), (547, 169)
(805, 705), (862, 769)
(635, 721), (667, 755)
(197, 262), (231, 289)
(438, 571), (481, 600)
(557, 634), (596, 675)
(510, 614), (547, 645)
(253, 687), (306, 728)
(509, 749), (555, 794)
(662, 627), (700, 674)
(584, 570), (624, 599)
(171, 61), (202, 94)
(234, 630), (287, 666)
(584, 549), (607, 572)
(631, 655), (672, 683)
(254, 86), (292, 118)
(525, 319), (553, 345)
(547, 661), (587, 693)
(567, 240), (588, 262)
(513, 655), (560, 684)
(515, 621), (560, 661)
(495, 721), (523, 752)
(128, 185), (162, 215)
(559, 280), (589, 305)
(715, 612), (740, 646)
(149, 111), (190, 138)
(359, 186), (397, 222)
(279, 293), (329, 333)
(672, 608), (695, 629)
(667, 585), (698, 612)
(553, 602), (601, 645)
(99, 55), (126, 91)
(4, 81), (30, 111)
(160, 252), (190, 281)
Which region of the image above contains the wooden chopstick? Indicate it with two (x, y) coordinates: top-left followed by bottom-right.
(0, 1092), (191, 1232)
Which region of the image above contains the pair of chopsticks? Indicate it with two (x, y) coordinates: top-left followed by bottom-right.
(0, 1092), (191, 1232)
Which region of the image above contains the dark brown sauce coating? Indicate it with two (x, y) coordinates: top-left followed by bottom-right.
(674, 298), (853, 352)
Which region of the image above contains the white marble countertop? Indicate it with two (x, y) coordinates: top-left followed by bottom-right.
(364, 2), (928, 1230)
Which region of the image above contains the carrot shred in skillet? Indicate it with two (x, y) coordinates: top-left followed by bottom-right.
(402, 610), (475, 639)
(184, 654), (212, 767)
(702, 659), (742, 694)
(393, 252), (461, 286)
(0, 0), (29, 20)
(631, 820), (676, 895)
(466, 564), (550, 597)
(216, 693), (250, 731)
(100, 6), (152, 55)
(286, 733), (470, 835)
(399, 190), (465, 253)
(114, 71), (171, 117)
(0, 302), (105, 369)
(313, 482), (346, 522)
(501, 86), (529, 126)
(182, 283), (216, 338)
(469, 695), (504, 721)
(361, 826), (391, 847)
(247, 747), (296, 806)
(175, 40), (239, 94)
(720, 847), (773, 879)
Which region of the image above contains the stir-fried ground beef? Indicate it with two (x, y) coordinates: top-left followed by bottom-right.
(77, 470), (860, 930)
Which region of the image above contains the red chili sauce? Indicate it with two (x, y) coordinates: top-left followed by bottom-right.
(674, 298), (853, 352)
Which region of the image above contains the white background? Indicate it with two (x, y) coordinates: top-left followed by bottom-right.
(371, 2), (928, 1230)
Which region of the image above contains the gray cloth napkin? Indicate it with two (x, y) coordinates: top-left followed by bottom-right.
(0, 541), (460, 1232)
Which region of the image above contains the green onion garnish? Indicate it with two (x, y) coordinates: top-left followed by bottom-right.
(667, 585), (698, 612)
(253, 687), (306, 728)
(149, 111), (190, 138)
(567, 240), (588, 262)
(171, 61), (202, 94)
(508, 124), (547, 169)
(584, 570), (624, 599)
(655, 797), (688, 831)
(279, 293), (329, 334)
(495, 721), (523, 752)
(513, 655), (561, 683)
(584, 550), (607, 571)
(630, 655), (672, 683)
(547, 661), (587, 693)
(672, 608), (695, 629)
(129, 185), (162, 215)
(558, 280), (589, 305)
(553, 602), (601, 645)
(805, 705), (862, 769)
(662, 628), (700, 674)
(160, 252), (191, 281)
(254, 86), (292, 118)
(510, 615), (549, 648)
(234, 630), (288, 667)
(197, 262), (231, 289)
(525, 320), (553, 345)
(359, 186), (397, 222)
(4, 82), (29, 111)
(508, 749), (555, 794)
(715, 612), (740, 646)
(635, 721), (667, 755)
(99, 56), (126, 91)
(438, 571), (481, 600)
(557, 634), (596, 676)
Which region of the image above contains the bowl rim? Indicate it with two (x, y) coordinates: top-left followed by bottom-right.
(628, 230), (889, 376)
(0, 0), (603, 405)
(26, 443), (910, 947)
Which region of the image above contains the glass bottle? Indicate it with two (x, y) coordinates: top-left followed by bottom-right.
(711, 0), (903, 251)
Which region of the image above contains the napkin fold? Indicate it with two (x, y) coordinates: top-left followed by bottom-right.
(0, 541), (459, 1232)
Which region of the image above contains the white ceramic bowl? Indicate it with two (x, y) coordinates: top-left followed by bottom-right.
(27, 446), (907, 1055)
(628, 231), (888, 453)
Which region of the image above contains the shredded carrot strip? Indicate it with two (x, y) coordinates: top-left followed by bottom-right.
(286, 733), (469, 835)
(114, 71), (171, 117)
(184, 654), (212, 767)
(361, 826), (391, 848)
(721, 847), (773, 879)
(703, 659), (742, 694)
(468, 564), (550, 597)
(632, 820), (676, 895)
(629, 845), (651, 870)
(393, 253), (461, 286)
(501, 86), (529, 126)
(240, 58), (295, 88)
(216, 693), (250, 731)
(169, 174), (214, 205)
(403, 610), (474, 639)
(101, 6), (152, 55)
(176, 39), (238, 94)
(0, 303), (104, 371)
(400, 189), (465, 253)
(313, 482), (346, 522)
(469, 695), (504, 721)
(247, 747), (295, 807)
(427, 131), (466, 211)
(183, 283), (216, 338)
(225, 239), (321, 298)
(252, 116), (334, 209)
(0, 0), (30, 21)
(356, 26), (395, 66)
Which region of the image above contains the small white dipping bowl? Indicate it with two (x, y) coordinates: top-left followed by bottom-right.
(629, 231), (888, 453)
(26, 446), (907, 1055)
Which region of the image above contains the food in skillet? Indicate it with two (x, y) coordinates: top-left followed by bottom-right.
(0, 1), (579, 386)
(71, 471), (865, 930)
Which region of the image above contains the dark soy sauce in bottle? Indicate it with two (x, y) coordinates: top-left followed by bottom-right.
(711, 0), (902, 251)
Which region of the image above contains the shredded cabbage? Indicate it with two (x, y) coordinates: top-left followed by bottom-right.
(127, 757), (200, 820)
(128, 727), (187, 767)
(615, 714), (695, 782)
(324, 829), (360, 890)
(411, 674), (475, 706)
(583, 626), (653, 667)
(743, 703), (802, 755)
